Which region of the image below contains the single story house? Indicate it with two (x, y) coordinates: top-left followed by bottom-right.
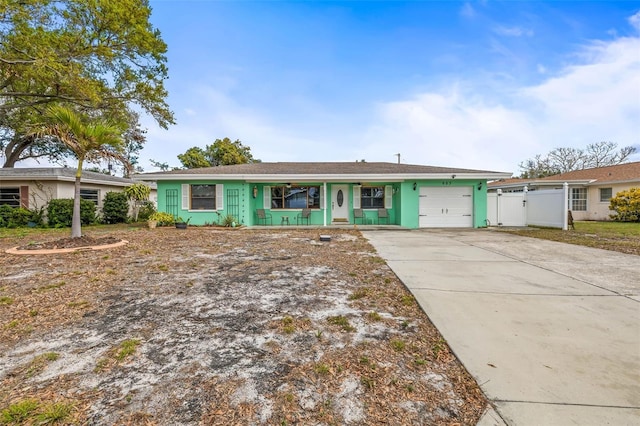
(0, 167), (157, 213)
(488, 161), (640, 221)
(140, 162), (511, 228)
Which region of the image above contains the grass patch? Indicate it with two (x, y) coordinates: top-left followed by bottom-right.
(36, 401), (73, 424)
(0, 399), (73, 425)
(367, 311), (382, 321)
(25, 352), (60, 378)
(327, 315), (356, 332)
(97, 339), (141, 371)
(281, 316), (295, 334)
(0, 399), (39, 423)
(115, 339), (141, 361)
(433, 338), (446, 358)
(500, 221), (640, 256)
(0, 296), (13, 305)
(314, 363), (330, 375)
(37, 282), (66, 292)
(390, 339), (406, 352)
(400, 295), (414, 306)
(348, 287), (369, 300)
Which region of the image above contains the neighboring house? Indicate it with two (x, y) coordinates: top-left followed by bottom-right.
(140, 162), (510, 228)
(0, 168), (157, 214)
(488, 162), (640, 221)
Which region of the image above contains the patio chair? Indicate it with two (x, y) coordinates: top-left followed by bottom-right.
(297, 208), (311, 225)
(377, 208), (389, 225)
(256, 209), (272, 225)
(353, 208), (367, 225)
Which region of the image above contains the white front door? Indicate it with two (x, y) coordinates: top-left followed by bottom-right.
(331, 185), (349, 222)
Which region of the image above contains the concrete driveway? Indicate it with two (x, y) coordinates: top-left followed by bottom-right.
(362, 229), (640, 426)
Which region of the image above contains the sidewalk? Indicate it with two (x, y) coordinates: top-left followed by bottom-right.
(362, 229), (640, 426)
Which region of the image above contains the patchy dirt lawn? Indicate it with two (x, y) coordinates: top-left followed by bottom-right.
(0, 227), (486, 425)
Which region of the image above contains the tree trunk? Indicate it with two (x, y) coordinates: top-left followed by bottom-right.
(2, 136), (24, 167)
(71, 159), (84, 238)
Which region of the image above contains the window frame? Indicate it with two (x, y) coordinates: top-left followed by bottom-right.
(269, 185), (321, 210)
(190, 184), (217, 210)
(79, 189), (100, 206)
(0, 187), (20, 207)
(599, 187), (612, 203)
(570, 187), (587, 211)
(360, 186), (385, 209)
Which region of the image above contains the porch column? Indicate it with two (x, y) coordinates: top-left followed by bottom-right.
(323, 182), (328, 226)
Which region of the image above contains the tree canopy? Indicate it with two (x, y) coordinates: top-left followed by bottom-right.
(32, 105), (125, 237)
(519, 142), (637, 178)
(177, 138), (258, 169)
(0, 0), (174, 167)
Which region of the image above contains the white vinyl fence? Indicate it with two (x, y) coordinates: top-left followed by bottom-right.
(487, 183), (569, 230)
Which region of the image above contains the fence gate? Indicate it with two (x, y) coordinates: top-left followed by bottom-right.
(487, 192), (526, 226)
(487, 184), (569, 229)
(165, 189), (178, 217)
(226, 189), (239, 221)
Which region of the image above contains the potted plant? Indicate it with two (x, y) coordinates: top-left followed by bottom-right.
(148, 212), (175, 228)
(175, 216), (191, 229)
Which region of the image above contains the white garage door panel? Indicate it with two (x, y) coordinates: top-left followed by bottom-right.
(419, 186), (473, 228)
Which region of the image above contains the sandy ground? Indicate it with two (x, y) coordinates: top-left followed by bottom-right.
(0, 227), (486, 425)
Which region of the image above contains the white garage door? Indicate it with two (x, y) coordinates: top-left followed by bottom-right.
(419, 186), (473, 228)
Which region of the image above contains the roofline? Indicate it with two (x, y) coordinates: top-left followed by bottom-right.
(0, 172), (133, 187)
(138, 172), (512, 182)
(491, 177), (640, 188)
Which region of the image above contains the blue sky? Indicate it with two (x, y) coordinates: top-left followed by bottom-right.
(140, 0), (640, 174)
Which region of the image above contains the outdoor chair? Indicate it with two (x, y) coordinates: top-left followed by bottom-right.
(353, 208), (367, 225)
(297, 208), (311, 225)
(377, 208), (389, 225)
(256, 209), (272, 225)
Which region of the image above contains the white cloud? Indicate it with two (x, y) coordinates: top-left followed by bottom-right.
(358, 33), (640, 174)
(493, 25), (534, 37)
(460, 3), (475, 19)
(629, 11), (640, 31)
(359, 89), (537, 173)
(141, 14), (640, 176)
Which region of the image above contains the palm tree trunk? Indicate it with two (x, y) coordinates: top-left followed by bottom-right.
(71, 159), (84, 238)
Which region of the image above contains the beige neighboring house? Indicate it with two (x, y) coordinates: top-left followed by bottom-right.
(488, 162), (640, 221)
(0, 168), (157, 214)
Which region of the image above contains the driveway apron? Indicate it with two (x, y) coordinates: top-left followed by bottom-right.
(362, 229), (640, 426)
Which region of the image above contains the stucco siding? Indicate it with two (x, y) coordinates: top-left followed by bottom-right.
(584, 183), (636, 221)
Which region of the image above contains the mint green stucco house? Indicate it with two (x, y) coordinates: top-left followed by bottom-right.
(141, 162), (510, 228)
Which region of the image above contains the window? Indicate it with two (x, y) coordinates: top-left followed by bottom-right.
(599, 188), (612, 203)
(270, 186), (320, 209)
(0, 188), (20, 207)
(361, 186), (385, 209)
(80, 189), (99, 205)
(190, 184), (216, 210)
(571, 188), (587, 211)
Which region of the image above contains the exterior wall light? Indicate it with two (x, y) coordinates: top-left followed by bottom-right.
(477, 182), (483, 191)
(252, 186), (258, 198)
(413, 182), (417, 191)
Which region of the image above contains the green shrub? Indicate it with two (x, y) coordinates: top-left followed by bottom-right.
(47, 198), (97, 227)
(102, 191), (129, 224)
(0, 205), (38, 228)
(137, 201), (156, 221)
(609, 188), (640, 222)
(221, 214), (237, 227)
(28, 206), (46, 227)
